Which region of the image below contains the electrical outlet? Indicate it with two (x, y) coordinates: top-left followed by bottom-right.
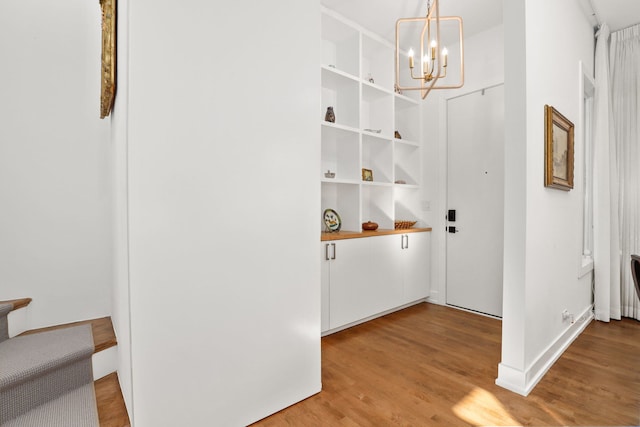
(421, 200), (431, 211)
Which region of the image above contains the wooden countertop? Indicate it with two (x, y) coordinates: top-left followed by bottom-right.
(321, 227), (432, 241)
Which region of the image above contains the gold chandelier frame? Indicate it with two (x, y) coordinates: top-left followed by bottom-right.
(395, 0), (464, 99)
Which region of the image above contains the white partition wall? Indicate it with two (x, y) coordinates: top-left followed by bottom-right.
(497, 0), (595, 395)
(124, 1), (321, 425)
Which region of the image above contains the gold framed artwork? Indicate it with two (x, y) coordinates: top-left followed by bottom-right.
(544, 105), (574, 191)
(100, 0), (116, 119)
(362, 168), (373, 182)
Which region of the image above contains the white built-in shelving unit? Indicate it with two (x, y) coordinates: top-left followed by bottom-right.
(320, 8), (423, 233)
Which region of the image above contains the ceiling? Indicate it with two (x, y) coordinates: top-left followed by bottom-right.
(590, 0), (640, 32)
(320, 0), (502, 43)
(320, 0), (640, 42)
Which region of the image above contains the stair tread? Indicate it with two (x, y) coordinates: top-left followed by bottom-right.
(95, 372), (130, 427)
(0, 325), (94, 389)
(3, 382), (99, 427)
(19, 317), (117, 354)
(0, 298), (32, 312)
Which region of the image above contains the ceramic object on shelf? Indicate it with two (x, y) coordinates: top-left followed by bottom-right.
(325, 106), (335, 123)
(395, 130), (402, 139)
(323, 208), (341, 232)
(362, 221), (379, 231)
(324, 170), (335, 178)
(394, 220), (417, 230)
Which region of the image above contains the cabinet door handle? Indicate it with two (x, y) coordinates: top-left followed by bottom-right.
(325, 243), (330, 260)
(401, 235), (405, 249)
(405, 234), (409, 249)
(331, 243), (336, 259)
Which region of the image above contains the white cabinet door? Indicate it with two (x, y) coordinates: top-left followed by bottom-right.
(328, 238), (373, 329)
(323, 232), (430, 333)
(403, 232), (430, 303)
(369, 235), (404, 312)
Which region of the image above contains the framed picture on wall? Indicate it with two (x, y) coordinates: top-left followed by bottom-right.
(362, 168), (373, 182)
(544, 105), (574, 191)
(100, 0), (116, 119)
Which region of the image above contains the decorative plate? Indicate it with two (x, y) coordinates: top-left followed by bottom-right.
(323, 209), (341, 232)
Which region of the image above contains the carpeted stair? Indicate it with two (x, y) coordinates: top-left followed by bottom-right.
(0, 304), (100, 426)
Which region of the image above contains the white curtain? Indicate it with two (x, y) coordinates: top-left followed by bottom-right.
(593, 24), (622, 322)
(610, 24), (640, 320)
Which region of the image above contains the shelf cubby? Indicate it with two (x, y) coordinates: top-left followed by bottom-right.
(362, 34), (393, 91)
(394, 186), (422, 226)
(361, 84), (393, 138)
(361, 185), (394, 229)
(394, 142), (420, 185)
(321, 13), (359, 77)
(362, 134), (393, 184)
(322, 181), (360, 232)
(394, 95), (421, 143)
(321, 123), (360, 181)
(322, 67), (359, 129)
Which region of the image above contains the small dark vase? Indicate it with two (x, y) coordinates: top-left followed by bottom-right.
(325, 106), (335, 123)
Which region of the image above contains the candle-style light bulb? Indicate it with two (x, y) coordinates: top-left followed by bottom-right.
(442, 47), (448, 67)
(422, 54), (429, 77)
(408, 48), (414, 68)
(430, 39), (437, 60)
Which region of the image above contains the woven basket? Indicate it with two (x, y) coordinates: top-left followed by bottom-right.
(394, 220), (417, 230)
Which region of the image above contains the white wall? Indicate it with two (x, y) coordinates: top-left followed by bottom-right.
(497, 0), (595, 395)
(123, 1), (321, 425)
(0, 0), (112, 328)
(110, 0), (133, 416)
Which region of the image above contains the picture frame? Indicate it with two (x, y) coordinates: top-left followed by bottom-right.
(100, 0), (116, 119)
(544, 105), (574, 191)
(362, 168), (373, 182)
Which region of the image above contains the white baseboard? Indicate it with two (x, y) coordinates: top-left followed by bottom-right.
(321, 299), (428, 336)
(496, 305), (593, 396)
(426, 290), (439, 305)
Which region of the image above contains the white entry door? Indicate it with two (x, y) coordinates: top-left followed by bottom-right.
(446, 85), (504, 317)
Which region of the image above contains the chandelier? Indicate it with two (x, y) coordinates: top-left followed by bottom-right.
(395, 0), (464, 99)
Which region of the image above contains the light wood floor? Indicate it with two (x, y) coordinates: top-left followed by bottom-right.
(252, 303), (640, 426)
(95, 372), (131, 427)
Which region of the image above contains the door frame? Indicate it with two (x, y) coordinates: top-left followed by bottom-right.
(432, 83), (505, 316)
